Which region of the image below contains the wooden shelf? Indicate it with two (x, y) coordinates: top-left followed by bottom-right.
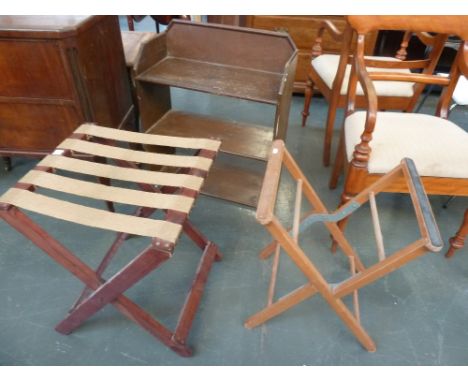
(145, 110), (273, 161)
(137, 57), (283, 105)
(202, 159), (265, 208)
(135, 21), (297, 208)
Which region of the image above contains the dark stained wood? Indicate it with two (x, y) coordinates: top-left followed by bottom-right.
(121, 31), (155, 68)
(165, 21), (295, 73)
(0, 103), (82, 151)
(138, 57), (283, 105)
(134, 21), (297, 208)
(173, 242), (218, 344)
(0, 16), (133, 163)
(146, 110), (273, 160)
(0, 16), (98, 38)
(0, 125), (223, 357)
(202, 161), (265, 207)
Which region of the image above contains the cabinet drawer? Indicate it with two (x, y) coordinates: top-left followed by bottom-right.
(0, 39), (73, 99)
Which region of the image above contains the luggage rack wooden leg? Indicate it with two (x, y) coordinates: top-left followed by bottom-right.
(245, 140), (443, 352)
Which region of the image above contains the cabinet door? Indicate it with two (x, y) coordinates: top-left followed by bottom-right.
(0, 103), (82, 151)
(0, 39), (73, 99)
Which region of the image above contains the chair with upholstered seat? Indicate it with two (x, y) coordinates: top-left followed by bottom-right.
(301, 20), (447, 166)
(328, 16), (468, 244)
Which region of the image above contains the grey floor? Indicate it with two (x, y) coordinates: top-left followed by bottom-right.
(1, 17), (468, 365)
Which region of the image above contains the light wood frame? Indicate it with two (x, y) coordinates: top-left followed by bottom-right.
(245, 140), (442, 352)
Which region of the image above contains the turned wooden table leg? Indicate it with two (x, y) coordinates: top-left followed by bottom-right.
(445, 209), (468, 258)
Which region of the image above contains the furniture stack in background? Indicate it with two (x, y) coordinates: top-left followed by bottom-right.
(0, 16), (133, 170)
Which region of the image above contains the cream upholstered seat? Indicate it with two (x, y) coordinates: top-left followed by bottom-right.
(345, 111), (468, 178)
(453, 75), (468, 106)
(312, 54), (415, 97)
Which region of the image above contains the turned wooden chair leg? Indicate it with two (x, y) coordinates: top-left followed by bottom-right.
(323, 93), (340, 167)
(301, 77), (314, 127)
(445, 209), (468, 258)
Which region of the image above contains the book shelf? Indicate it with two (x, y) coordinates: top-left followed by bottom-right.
(134, 20), (297, 207)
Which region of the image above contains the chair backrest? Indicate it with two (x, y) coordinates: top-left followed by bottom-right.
(312, 19), (449, 113)
(347, 16), (468, 39)
(344, 16), (468, 124)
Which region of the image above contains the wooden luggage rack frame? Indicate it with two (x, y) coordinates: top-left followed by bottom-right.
(0, 124), (223, 357)
(245, 140), (443, 351)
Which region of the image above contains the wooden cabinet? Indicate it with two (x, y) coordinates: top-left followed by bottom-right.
(0, 16), (133, 163)
(134, 21), (297, 207)
(243, 16), (378, 93)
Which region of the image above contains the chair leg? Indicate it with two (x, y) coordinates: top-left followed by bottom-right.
(445, 209), (468, 258)
(323, 94), (340, 167)
(127, 16), (135, 31)
(329, 130), (345, 189)
(301, 77), (314, 127)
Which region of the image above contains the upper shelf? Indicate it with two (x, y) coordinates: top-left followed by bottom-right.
(137, 57), (284, 105)
(134, 20), (297, 105)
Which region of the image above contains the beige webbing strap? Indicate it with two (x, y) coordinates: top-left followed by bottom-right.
(292, 179), (303, 243)
(350, 256), (361, 324)
(0, 188), (182, 242)
(39, 156), (204, 190)
(76, 124), (221, 152)
(369, 192), (386, 261)
(58, 139), (213, 171)
(20, 170), (195, 213)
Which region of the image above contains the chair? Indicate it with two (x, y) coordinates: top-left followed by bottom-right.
(245, 140), (442, 352)
(451, 74), (468, 111)
(328, 16), (468, 243)
(301, 20), (447, 167)
(445, 209), (468, 257)
(0, 123), (222, 357)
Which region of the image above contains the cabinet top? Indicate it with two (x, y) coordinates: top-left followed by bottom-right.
(0, 16), (103, 38)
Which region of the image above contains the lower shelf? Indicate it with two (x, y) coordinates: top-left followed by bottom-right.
(201, 158), (266, 208)
(144, 110), (273, 208)
(145, 110), (273, 161)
